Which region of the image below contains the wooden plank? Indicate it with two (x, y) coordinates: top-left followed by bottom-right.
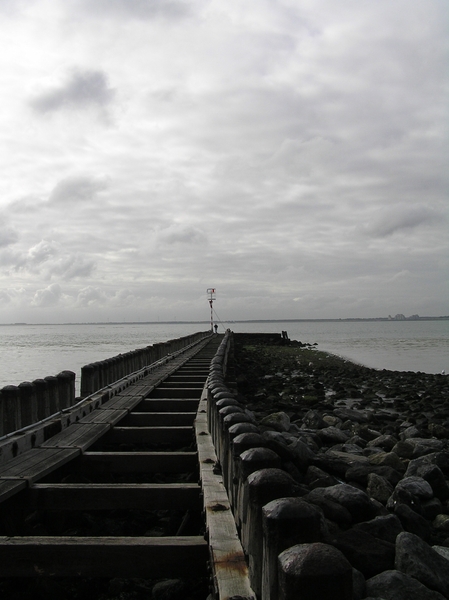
(40, 423), (110, 451)
(158, 381), (206, 389)
(29, 483), (202, 510)
(0, 479), (27, 503)
(195, 390), (257, 600)
(0, 448), (80, 483)
(167, 375), (208, 383)
(148, 388), (203, 399)
(106, 427), (194, 445)
(78, 409), (128, 426)
(139, 399), (199, 412)
(0, 536), (208, 578)
(99, 395), (146, 411)
(81, 451), (198, 473)
(125, 412), (195, 427)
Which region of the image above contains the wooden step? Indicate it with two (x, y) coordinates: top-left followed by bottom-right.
(148, 388), (203, 398)
(29, 483), (201, 510)
(124, 412), (195, 427)
(105, 426), (194, 445)
(0, 536), (208, 578)
(139, 399), (199, 412)
(81, 451), (198, 473)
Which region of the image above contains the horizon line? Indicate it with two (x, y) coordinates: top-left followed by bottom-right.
(2, 316), (449, 326)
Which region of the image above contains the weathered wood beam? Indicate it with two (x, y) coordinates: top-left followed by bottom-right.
(29, 483), (201, 510)
(81, 451), (198, 473)
(0, 536), (208, 578)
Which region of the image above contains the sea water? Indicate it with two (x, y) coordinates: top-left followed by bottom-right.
(0, 320), (448, 394)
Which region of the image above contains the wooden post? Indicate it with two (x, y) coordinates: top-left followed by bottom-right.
(213, 398), (241, 454)
(261, 498), (324, 600)
(18, 381), (37, 428)
(81, 364), (95, 398)
(219, 412), (253, 475)
(0, 385), (21, 435)
(242, 468), (299, 597)
(56, 371), (75, 410)
(234, 447), (282, 534)
(278, 543), (353, 600)
(44, 375), (59, 415)
(33, 378), (50, 421)
(228, 432), (266, 501)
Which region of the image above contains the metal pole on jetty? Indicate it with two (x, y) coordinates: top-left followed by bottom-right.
(207, 287), (216, 331)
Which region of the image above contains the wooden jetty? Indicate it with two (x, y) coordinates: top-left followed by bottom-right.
(0, 333), (256, 600)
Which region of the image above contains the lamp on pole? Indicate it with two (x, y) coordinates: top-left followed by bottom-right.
(207, 288), (216, 332)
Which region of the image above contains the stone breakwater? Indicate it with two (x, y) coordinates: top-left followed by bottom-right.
(223, 334), (449, 599)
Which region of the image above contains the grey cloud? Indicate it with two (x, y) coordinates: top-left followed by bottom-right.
(78, 0), (191, 20)
(158, 225), (208, 245)
(51, 255), (96, 280)
(0, 225), (18, 247)
(49, 175), (109, 205)
(368, 205), (442, 237)
(30, 70), (115, 114)
(0, 289), (11, 304)
(28, 240), (58, 264)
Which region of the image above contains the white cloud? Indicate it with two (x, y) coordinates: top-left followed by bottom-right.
(32, 283), (63, 307)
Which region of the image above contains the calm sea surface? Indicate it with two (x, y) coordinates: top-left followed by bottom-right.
(0, 320), (448, 394)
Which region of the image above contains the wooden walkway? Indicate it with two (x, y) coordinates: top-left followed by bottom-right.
(0, 334), (254, 598)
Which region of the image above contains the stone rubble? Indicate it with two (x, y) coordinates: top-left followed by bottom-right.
(231, 336), (449, 599)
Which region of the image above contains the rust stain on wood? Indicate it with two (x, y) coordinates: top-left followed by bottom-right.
(215, 551), (249, 576)
(209, 503), (229, 512)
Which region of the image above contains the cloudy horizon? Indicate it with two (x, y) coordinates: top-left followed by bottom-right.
(0, 0), (448, 324)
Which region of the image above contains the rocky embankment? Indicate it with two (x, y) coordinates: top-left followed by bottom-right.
(232, 335), (449, 600)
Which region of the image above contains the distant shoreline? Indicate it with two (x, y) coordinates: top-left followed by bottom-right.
(2, 316), (449, 326)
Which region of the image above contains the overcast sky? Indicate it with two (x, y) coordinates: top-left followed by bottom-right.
(0, 0), (447, 323)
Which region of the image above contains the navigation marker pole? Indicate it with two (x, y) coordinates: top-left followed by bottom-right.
(207, 288), (216, 332)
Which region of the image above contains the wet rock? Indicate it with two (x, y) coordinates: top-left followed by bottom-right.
(366, 472), (394, 505)
(395, 476), (434, 502)
(312, 452), (353, 479)
(368, 451), (406, 473)
(305, 489), (353, 528)
(422, 498), (443, 520)
(304, 465), (340, 489)
(433, 514), (449, 532)
(345, 464), (402, 488)
(330, 528), (395, 578)
(288, 437), (316, 470)
(433, 545), (449, 561)
(352, 568), (366, 600)
(395, 531), (449, 598)
(353, 514), (403, 544)
(315, 483), (376, 523)
(333, 407), (373, 424)
(277, 542), (353, 599)
(316, 425), (351, 444)
(407, 438), (445, 458)
(366, 569), (446, 600)
(405, 461), (449, 500)
(400, 425), (422, 440)
(394, 503), (432, 542)
(260, 411), (291, 432)
(366, 434), (398, 452)
(303, 409), (327, 429)
(152, 579), (187, 600)
(392, 440), (415, 459)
